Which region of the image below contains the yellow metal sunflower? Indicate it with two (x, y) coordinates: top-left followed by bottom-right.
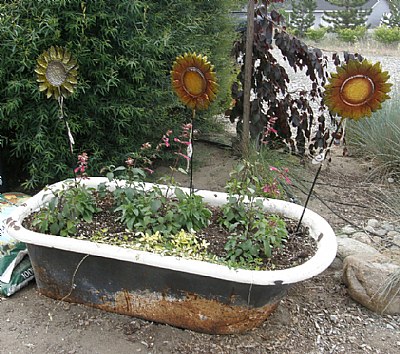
(171, 52), (218, 111)
(35, 46), (78, 100)
(324, 59), (392, 120)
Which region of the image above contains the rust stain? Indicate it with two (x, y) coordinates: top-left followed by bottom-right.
(31, 264), (282, 334)
(98, 290), (280, 335)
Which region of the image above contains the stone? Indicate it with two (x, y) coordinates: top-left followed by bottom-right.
(336, 237), (380, 260)
(364, 225), (376, 234)
(375, 229), (388, 237)
(388, 231), (400, 239)
(382, 222), (395, 232)
(329, 257), (343, 271)
(367, 219), (380, 229)
(351, 231), (373, 245)
(343, 255), (400, 315)
(341, 225), (357, 235)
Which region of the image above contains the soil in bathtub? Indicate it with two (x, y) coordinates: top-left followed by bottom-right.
(22, 192), (317, 271)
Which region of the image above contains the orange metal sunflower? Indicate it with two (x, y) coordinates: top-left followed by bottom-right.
(171, 53), (218, 111)
(324, 59), (392, 120)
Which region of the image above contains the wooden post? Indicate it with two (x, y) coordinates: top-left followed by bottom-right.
(242, 0), (254, 157)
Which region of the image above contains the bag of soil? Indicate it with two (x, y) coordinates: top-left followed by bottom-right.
(0, 193), (34, 296)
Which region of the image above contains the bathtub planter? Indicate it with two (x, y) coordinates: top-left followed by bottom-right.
(5, 177), (337, 334)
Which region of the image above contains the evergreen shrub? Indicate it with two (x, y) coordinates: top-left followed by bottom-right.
(373, 26), (400, 45)
(0, 0), (239, 189)
(336, 26), (367, 43)
(305, 27), (327, 42)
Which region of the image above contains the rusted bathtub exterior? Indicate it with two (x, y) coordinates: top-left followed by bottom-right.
(5, 178), (337, 334)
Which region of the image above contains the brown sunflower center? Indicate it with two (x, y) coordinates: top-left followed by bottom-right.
(46, 61), (68, 87)
(340, 75), (375, 106)
(182, 67), (207, 97)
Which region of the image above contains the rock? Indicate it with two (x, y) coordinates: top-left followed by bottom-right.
(336, 238), (380, 260)
(388, 231), (400, 239)
(343, 255), (400, 315)
(329, 257), (343, 271)
(364, 225), (376, 234)
(367, 219), (380, 229)
(351, 231), (373, 245)
(382, 222), (395, 232)
(341, 225), (357, 235)
(365, 225), (387, 237)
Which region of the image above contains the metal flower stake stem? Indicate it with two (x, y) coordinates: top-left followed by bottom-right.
(35, 46), (79, 180)
(295, 118), (344, 233)
(171, 52), (218, 195)
(296, 59), (392, 232)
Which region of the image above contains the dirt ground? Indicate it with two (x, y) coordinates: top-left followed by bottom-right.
(1, 140), (400, 354)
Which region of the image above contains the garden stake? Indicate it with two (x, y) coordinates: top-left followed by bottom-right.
(295, 118), (344, 233)
(189, 110), (195, 196)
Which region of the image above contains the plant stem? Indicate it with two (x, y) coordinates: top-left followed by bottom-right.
(295, 118), (344, 233)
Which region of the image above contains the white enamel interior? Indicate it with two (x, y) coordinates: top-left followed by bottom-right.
(5, 177), (337, 286)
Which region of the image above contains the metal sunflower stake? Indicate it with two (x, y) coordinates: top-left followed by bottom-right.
(171, 52), (218, 194)
(35, 46), (79, 177)
(296, 59), (392, 232)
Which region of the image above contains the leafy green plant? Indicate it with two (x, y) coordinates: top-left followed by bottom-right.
(220, 159), (289, 268)
(305, 27), (327, 42)
(336, 26), (367, 44)
(373, 26), (400, 45)
(31, 181), (99, 236)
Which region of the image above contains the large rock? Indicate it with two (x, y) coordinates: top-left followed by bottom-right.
(336, 237), (379, 260)
(343, 255), (400, 315)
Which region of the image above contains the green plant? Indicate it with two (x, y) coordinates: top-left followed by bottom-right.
(346, 94), (400, 180)
(373, 26), (400, 45)
(0, 0), (240, 189)
(220, 159), (289, 268)
(322, 0), (371, 31)
(336, 26), (367, 43)
(31, 181), (99, 236)
(305, 27), (327, 42)
(288, 0), (317, 37)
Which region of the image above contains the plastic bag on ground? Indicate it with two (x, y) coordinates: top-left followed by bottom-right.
(0, 193), (34, 296)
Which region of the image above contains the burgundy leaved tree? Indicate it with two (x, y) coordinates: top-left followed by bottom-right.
(229, 0), (332, 156)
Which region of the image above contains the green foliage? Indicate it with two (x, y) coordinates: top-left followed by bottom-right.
(31, 181), (99, 236)
(346, 93), (400, 180)
(288, 0), (317, 37)
(373, 26), (400, 44)
(336, 26), (367, 43)
(221, 159), (289, 268)
(305, 27), (328, 42)
(323, 0), (372, 31)
(381, 0), (400, 27)
(224, 214), (287, 267)
(0, 0), (240, 189)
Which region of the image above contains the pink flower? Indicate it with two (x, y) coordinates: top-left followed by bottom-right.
(173, 137), (191, 146)
(269, 166), (279, 172)
(141, 142), (152, 150)
(175, 152), (191, 161)
(162, 135), (170, 147)
(143, 167), (154, 174)
(125, 157), (134, 166)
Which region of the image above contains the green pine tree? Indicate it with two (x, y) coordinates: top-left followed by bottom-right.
(323, 0), (372, 30)
(289, 0), (317, 37)
(381, 0), (400, 27)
